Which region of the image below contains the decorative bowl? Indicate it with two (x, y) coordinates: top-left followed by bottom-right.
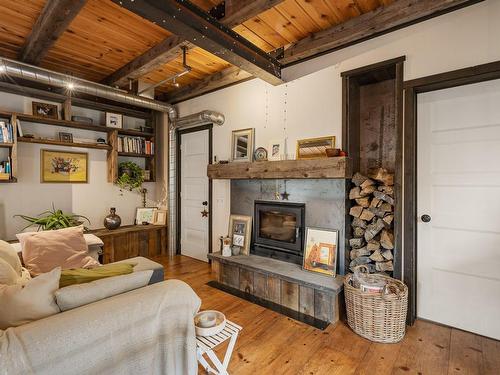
(194, 310), (226, 337)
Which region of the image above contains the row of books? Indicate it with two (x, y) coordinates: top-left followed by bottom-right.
(0, 121), (14, 144)
(0, 158), (12, 180)
(117, 136), (155, 155)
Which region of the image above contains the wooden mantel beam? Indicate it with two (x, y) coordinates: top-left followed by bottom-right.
(19, 0), (88, 65)
(103, 0), (284, 87)
(280, 0), (484, 65)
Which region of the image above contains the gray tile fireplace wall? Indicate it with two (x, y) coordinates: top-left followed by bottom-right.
(230, 179), (347, 275)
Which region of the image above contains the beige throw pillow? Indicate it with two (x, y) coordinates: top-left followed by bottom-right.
(0, 267), (61, 329)
(55, 270), (153, 311)
(0, 240), (22, 275)
(0, 258), (18, 286)
(17, 226), (100, 276)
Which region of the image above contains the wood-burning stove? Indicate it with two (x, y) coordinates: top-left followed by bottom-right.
(252, 200), (305, 265)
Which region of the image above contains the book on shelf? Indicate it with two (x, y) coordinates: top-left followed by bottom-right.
(117, 136), (154, 155)
(0, 157), (12, 180)
(0, 121), (14, 144)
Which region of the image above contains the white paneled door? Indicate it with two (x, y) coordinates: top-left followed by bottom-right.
(180, 129), (209, 262)
(417, 79), (500, 340)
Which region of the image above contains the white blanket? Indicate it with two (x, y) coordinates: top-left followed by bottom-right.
(0, 280), (201, 375)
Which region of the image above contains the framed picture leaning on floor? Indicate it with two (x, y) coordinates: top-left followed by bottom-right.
(303, 227), (338, 277)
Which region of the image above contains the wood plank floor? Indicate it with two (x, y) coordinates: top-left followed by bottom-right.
(152, 255), (500, 375)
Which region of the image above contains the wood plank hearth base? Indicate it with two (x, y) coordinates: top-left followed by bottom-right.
(208, 252), (343, 326)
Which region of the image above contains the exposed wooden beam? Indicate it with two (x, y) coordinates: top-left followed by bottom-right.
(111, 0), (281, 85)
(161, 66), (253, 103)
(280, 0), (484, 65)
(19, 0), (87, 65)
(103, 0), (284, 87)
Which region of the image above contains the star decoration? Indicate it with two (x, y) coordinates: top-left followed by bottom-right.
(281, 191), (290, 200)
(201, 209), (209, 217)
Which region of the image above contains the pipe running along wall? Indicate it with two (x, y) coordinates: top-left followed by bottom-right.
(168, 111), (225, 256)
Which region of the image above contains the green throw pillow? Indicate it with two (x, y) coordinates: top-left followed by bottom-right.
(59, 263), (136, 288)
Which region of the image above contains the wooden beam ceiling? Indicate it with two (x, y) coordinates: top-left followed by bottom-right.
(103, 0), (284, 87)
(162, 66), (253, 103)
(279, 0), (484, 65)
(19, 0), (88, 65)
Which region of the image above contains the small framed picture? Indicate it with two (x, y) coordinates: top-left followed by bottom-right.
(153, 209), (167, 225)
(228, 214), (252, 255)
(32, 101), (58, 119)
(268, 139), (285, 161)
(303, 227), (338, 277)
(58, 132), (73, 143)
(135, 207), (157, 225)
(106, 112), (123, 129)
(296, 136), (336, 160)
(231, 128), (254, 162)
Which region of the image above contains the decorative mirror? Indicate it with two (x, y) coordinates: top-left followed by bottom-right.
(296, 136), (336, 160)
(231, 128), (254, 162)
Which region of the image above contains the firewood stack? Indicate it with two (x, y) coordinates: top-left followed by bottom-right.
(348, 168), (395, 274)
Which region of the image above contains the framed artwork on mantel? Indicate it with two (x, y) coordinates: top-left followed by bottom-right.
(231, 128), (254, 162)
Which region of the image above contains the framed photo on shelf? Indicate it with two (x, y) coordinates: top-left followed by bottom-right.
(302, 227), (338, 277)
(32, 101), (58, 119)
(228, 214), (252, 255)
(153, 209), (167, 225)
(268, 139), (285, 161)
(135, 207), (157, 225)
(231, 128), (254, 162)
(106, 112), (123, 129)
(296, 136), (336, 160)
(41, 149), (88, 183)
(58, 132), (73, 143)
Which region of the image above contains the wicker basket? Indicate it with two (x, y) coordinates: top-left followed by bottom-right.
(344, 269), (408, 343)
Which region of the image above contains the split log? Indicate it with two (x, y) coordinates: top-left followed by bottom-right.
(369, 168), (394, 186)
(349, 237), (365, 249)
(349, 187), (362, 200)
(351, 217), (367, 229)
(376, 261), (394, 272)
(355, 197), (371, 208)
(349, 205), (364, 218)
(360, 178), (375, 189)
(382, 249), (393, 260)
(369, 207), (387, 218)
(350, 247), (370, 260)
(349, 256), (371, 271)
(380, 229), (394, 250)
(370, 249), (385, 262)
(364, 219), (385, 241)
(352, 172), (368, 187)
(360, 185), (376, 197)
(367, 239), (381, 251)
(373, 190), (395, 205)
(383, 214), (394, 226)
(378, 185), (394, 195)
(353, 226), (365, 238)
(360, 209), (375, 221)
(370, 197), (382, 208)
(380, 202), (393, 213)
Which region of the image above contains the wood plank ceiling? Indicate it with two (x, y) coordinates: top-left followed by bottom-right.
(0, 0), (480, 103)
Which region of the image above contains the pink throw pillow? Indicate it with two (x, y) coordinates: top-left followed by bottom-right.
(17, 226), (100, 276)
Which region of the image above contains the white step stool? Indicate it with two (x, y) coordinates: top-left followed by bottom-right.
(196, 320), (242, 375)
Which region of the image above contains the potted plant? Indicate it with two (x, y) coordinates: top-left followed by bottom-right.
(15, 204), (90, 232)
(116, 161), (144, 192)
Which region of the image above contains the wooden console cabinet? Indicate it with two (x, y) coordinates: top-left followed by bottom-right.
(90, 225), (167, 263)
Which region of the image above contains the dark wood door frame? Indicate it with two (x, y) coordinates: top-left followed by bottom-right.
(403, 60), (500, 324)
(176, 124), (213, 257)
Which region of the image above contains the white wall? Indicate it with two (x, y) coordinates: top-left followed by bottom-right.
(176, 0), (500, 252)
(0, 92), (165, 240)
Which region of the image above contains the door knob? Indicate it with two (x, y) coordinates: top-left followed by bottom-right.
(421, 214), (431, 223)
(202, 201), (208, 206)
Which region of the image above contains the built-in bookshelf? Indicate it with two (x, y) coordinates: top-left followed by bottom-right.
(0, 113), (16, 182)
(0, 103), (157, 183)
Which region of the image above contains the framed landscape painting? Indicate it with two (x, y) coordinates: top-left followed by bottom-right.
(41, 150), (88, 183)
(303, 227), (338, 277)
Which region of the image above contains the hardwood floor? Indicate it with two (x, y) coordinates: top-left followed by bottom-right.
(153, 255), (500, 375)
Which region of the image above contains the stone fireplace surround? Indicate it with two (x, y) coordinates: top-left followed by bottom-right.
(208, 179), (346, 327)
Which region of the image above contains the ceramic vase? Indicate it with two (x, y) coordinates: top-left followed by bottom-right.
(104, 207), (121, 230)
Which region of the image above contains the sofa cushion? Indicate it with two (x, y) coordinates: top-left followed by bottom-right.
(114, 256), (164, 284)
(59, 263), (135, 288)
(0, 267), (61, 329)
(0, 240), (22, 275)
(17, 226), (99, 276)
(0, 258), (18, 286)
(55, 270), (153, 311)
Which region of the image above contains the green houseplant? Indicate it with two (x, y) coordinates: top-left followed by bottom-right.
(15, 204), (91, 232)
(116, 161), (144, 192)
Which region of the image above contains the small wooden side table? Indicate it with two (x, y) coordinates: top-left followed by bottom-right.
(196, 320), (242, 375)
